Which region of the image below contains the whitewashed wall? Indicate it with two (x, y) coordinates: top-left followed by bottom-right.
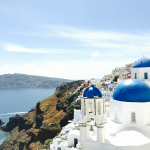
(109, 99), (150, 137)
(73, 109), (81, 123)
(131, 67), (150, 81)
(68, 130), (80, 147)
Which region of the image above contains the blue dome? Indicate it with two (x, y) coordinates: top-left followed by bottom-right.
(83, 84), (102, 98)
(111, 81), (114, 84)
(113, 79), (150, 102)
(132, 58), (150, 68)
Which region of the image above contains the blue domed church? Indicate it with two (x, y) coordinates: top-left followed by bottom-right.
(78, 58), (150, 150)
(107, 58), (150, 148)
(51, 58), (150, 150)
(110, 79), (150, 135)
(131, 57), (150, 85)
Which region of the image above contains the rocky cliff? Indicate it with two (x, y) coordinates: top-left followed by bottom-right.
(0, 80), (84, 150)
(0, 119), (4, 126)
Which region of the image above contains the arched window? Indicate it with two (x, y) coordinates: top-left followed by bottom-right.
(135, 73), (137, 79)
(88, 101), (93, 114)
(131, 111), (136, 123)
(97, 101), (101, 115)
(114, 107), (118, 121)
(144, 72), (148, 79)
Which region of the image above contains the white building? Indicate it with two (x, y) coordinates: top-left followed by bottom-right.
(101, 88), (113, 101)
(51, 81), (150, 150)
(77, 80), (150, 150)
(108, 81), (115, 89)
(109, 79), (150, 137)
(90, 79), (102, 89)
(80, 85), (106, 143)
(131, 57), (150, 85)
(51, 57), (150, 150)
(51, 110), (81, 150)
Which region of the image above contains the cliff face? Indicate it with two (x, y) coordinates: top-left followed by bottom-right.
(0, 119), (4, 126)
(0, 80), (84, 150)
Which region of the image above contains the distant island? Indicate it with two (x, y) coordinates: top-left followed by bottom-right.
(0, 73), (73, 88)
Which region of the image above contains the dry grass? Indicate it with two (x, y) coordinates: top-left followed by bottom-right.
(28, 141), (43, 150)
(40, 90), (68, 125)
(33, 129), (40, 134)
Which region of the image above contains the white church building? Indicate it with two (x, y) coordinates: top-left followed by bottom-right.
(51, 57), (150, 150)
(131, 57), (150, 85)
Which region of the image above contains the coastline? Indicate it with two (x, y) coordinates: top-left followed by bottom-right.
(0, 128), (9, 145)
(0, 87), (56, 146)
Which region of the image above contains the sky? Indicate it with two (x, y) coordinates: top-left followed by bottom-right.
(1, 0), (150, 80)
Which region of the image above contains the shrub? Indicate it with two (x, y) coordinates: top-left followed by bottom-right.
(56, 90), (80, 110)
(74, 105), (81, 110)
(113, 76), (119, 82)
(56, 90), (64, 97)
(59, 85), (83, 127)
(44, 139), (52, 145)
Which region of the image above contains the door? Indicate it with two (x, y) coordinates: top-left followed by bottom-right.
(74, 138), (78, 147)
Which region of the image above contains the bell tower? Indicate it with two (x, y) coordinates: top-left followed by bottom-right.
(79, 85), (106, 148)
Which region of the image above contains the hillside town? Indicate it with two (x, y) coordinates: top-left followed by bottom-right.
(48, 57), (150, 150)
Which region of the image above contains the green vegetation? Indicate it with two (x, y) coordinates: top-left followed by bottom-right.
(56, 87), (83, 111)
(113, 76), (119, 82)
(56, 90), (65, 98)
(58, 87), (84, 127)
(44, 139), (53, 145)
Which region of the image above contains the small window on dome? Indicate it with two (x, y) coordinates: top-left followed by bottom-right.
(131, 112), (136, 124)
(135, 73), (137, 79)
(144, 72), (148, 79)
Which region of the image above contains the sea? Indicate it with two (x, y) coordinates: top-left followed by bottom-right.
(0, 87), (56, 144)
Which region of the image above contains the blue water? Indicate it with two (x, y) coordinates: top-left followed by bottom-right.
(0, 88), (56, 144)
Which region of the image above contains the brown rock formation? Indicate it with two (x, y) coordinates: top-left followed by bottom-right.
(0, 80), (84, 150)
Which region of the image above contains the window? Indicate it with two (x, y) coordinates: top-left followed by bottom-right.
(114, 108), (118, 121)
(97, 101), (101, 115)
(103, 100), (105, 114)
(88, 101), (93, 114)
(144, 72), (148, 79)
(131, 112), (136, 123)
(135, 73), (137, 79)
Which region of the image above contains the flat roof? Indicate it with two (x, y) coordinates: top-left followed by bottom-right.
(58, 139), (68, 146)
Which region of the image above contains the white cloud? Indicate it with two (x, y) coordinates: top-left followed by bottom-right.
(2, 25), (150, 79)
(18, 24), (150, 58)
(0, 59), (134, 80)
(5, 65), (10, 68)
(3, 43), (77, 54)
(92, 51), (100, 57)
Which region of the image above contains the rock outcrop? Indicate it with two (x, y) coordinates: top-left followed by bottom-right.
(0, 80), (84, 150)
(0, 119), (4, 126)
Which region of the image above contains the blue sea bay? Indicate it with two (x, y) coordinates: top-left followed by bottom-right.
(0, 87), (56, 144)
